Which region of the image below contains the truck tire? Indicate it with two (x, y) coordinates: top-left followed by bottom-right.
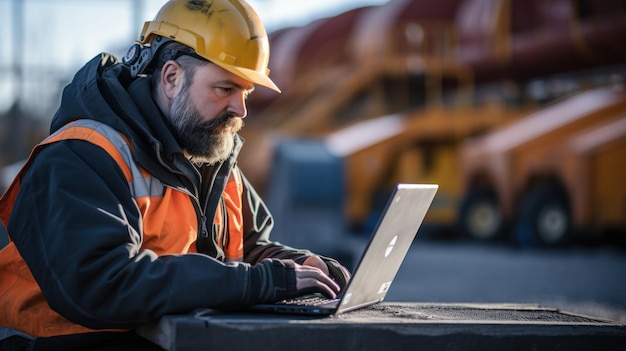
(514, 185), (571, 247)
(458, 188), (503, 241)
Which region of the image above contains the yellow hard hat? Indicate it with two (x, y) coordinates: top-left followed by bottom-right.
(129, 0), (280, 93)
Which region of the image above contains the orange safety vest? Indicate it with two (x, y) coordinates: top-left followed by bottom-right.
(0, 119), (245, 336)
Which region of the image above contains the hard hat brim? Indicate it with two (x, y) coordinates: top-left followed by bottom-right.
(216, 61), (281, 93)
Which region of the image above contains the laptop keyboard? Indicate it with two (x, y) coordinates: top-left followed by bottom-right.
(277, 295), (335, 306)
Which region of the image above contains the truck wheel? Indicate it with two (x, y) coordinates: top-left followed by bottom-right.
(458, 188), (502, 241)
(515, 186), (571, 247)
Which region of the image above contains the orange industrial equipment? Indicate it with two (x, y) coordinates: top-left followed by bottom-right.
(458, 86), (626, 246)
(236, 0), (626, 245)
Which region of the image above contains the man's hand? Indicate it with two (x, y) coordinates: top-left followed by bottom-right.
(294, 260), (340, 298)
(302, 255), (330, 275)
(304, 255), (351, 290)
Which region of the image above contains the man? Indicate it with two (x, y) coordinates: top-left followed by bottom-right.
(0, 0), (350, 349)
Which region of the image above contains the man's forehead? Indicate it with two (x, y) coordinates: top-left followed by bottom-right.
(200, 62), (255, 90)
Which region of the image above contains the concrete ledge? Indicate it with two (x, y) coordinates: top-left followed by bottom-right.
(138, 303), (626, 351)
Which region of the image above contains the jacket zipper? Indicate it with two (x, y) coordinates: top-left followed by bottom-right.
(153, 142), (237, 250)
(200, 215), (209, 238)
(153, 143), (207, 236)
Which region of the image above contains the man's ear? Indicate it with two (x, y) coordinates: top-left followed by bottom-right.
(161, 61), (184, 99)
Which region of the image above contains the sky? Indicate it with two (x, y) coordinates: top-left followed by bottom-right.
(0, 0), (390, 114)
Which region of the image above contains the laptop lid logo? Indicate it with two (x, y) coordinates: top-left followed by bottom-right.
(378, 281), (392, 294)
(385, 235), (398, 257)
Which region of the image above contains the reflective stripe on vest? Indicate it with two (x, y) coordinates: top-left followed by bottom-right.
(45, 120), (164, 199)
(0, 119), (245, 337)
(43, 119), (245, 261)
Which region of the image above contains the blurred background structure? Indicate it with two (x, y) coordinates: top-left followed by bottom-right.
(241, 0), (626, 251)
(2, 0), (626, 250)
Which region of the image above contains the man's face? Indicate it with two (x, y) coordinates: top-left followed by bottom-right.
(167, 62), (254, 164)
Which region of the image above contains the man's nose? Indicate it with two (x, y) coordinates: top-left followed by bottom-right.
(228, 93), (248, 118)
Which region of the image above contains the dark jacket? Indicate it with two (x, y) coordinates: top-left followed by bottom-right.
(0, 53), (316, 336)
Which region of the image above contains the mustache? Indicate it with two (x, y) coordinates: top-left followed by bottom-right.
(197, 112), (241, 130)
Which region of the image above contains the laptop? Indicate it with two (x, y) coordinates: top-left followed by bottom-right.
(249, 183), (438, 315)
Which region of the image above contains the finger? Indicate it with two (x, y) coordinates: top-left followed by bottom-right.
(297, 278), (338, 299)
(295, 266), (340, 297)
(312, 272), (340, 295)
(302, 256), (329, 275)
(299, 265), (340, 292)
(324, 260), (352, 289)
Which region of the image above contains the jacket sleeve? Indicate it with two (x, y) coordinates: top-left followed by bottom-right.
(239, 171), (314, 265)
(239, 170), (353, 288)
(8, 141), (298, 330)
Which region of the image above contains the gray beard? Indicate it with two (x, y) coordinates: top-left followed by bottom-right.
(168, 90), (243, 165)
